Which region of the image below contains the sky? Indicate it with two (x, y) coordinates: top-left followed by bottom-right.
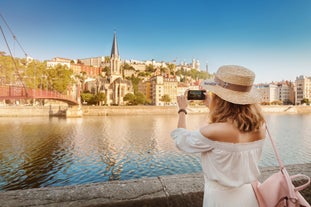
(0, 0), (310, 83)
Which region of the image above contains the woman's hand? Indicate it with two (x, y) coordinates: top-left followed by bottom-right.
(177, 95), (188, 110)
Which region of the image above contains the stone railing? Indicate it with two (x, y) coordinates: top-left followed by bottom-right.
(1, 163), (310, 207)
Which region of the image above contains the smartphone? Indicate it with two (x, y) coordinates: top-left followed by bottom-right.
(187, 90), (206, 100)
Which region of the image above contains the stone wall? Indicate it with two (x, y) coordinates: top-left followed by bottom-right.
(0, 163), (310, 207)
(0, 105), (311, 117)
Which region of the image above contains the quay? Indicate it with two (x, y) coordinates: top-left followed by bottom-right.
(0, 163), (310, 207)
(0, 105), (311, 117)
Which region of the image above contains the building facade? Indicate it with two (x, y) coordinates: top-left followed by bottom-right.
(103, 33), (132, 105)
(277, 81), (295, 105)
(46, 57), (71, 68)
(295, 75), (311, 105)
(256, 84), (278, 103)
(78, 56), (105, 68)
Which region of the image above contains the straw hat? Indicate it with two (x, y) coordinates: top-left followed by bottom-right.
(201, 65), (261, 105)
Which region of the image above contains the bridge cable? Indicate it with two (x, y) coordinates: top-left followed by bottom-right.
(0, 17), (28, 96)
(0, 14), (28, 57)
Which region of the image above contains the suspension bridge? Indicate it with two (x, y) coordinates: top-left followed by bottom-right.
(0, 85), (79, 105)
(0, 14), (79, 106)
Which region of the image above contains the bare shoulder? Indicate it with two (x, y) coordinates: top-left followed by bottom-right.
(200, 123), (239, 142)
(200, 123), (266, 143)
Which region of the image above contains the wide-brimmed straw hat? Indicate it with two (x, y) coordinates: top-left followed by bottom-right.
(201, 65), (261, 105)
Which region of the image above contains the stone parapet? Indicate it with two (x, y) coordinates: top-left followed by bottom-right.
(0, 105), (310, 117)
(0, 163), (310, 207)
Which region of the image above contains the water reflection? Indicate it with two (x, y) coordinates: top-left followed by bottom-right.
(0, 118), (73, 190)
(0, 113), (310, 191)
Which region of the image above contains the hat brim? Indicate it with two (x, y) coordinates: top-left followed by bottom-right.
(201, 79), (261, 105)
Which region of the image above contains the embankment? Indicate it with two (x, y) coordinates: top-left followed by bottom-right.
(0, 105), (310, 117)
(0, 163), (310, 207)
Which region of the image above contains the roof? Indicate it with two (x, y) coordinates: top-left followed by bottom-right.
(111, 32), (119, 58)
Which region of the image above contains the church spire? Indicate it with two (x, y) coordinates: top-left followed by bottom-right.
(111, 32), (119, 58)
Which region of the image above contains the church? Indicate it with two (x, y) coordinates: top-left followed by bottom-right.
(102, 33), (133, 105)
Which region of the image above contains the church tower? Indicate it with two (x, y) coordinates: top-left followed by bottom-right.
(105, 32), (133, 106)
(110, 32), (121, 77)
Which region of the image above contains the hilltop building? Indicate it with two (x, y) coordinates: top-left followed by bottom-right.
(175, 59), (200, 71)
(46, 57), (71, 68)
(78, 56), (105, 68)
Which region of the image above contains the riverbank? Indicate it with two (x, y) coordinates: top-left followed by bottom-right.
(0, 105), (310, 117)
(0, 163), (310, 207)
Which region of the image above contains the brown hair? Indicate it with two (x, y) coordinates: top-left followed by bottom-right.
(209, 94), (265, 132)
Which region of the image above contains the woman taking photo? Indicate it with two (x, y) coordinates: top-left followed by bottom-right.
(171, 65), (265, 207)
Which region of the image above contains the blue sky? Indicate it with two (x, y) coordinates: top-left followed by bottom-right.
(0, 0), (310, 83)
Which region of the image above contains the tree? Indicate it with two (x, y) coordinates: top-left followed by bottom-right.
(104, 56), (110, 63)
(301, 98), (310, 105)
(145, 64), (155, 73)
(127, 75), (141, 94)
(123, 93), (136, 105)
(102, 66), (111, 76)
(135, 92), (146, 105)
(160, 94), (171, 105)
(167, 63), (176, 75)
(94, 92), (106, 106)
(81, 92), (94, 104)
(24, 60), (47, 89)
(46, 64), (74, 93)
(123, 92), (146, 105)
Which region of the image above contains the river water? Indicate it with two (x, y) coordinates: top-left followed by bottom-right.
(0, 113), (310, 191)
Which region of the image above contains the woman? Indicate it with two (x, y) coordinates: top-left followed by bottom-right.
(171, 65), (266, 207)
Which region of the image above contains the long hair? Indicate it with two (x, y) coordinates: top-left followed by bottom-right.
(209, 94), (265, 132)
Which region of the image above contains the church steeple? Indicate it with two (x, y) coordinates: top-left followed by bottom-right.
(110, 32), (121, 76)
(111, 32), (119, 58)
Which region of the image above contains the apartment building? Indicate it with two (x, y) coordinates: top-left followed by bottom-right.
(277, 81), (295, 104)
(256, 81), (295, 104)
(70, 64), (101, 77)
(295, 75), (311, 105)
(140, 75), (178, 106)
(46, 57), (71, 68)
(256, 83), (278, 103)
(78, 56), (105, 67)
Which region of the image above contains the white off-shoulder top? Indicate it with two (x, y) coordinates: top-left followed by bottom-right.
(170, 128), (264, 188)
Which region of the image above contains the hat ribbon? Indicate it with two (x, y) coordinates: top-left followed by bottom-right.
(204, 77), (252, 92)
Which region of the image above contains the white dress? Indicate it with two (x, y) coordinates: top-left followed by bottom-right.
(171, 128), (264, 207)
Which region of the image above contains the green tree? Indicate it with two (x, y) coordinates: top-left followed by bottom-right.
(46, 64), (74, 93)
(135, 92), (146, 105)
(24, 60), (47, 89)
(145, 64), (155, 73)
(301, 98), (310, 105)
(123, 93), (136, 105)
(126, 75), (141, 94)
(94, 92), (106, 106)
(0, 55), (25, 84)
(102, 66), (111, 76)
(167, 63), (176, 75)
(160, 94), (171, 105)
(104, 56), (110, 63)
(81, 92), (94, 104)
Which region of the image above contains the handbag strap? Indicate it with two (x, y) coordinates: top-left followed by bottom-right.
(266, 125), (311, 194)
(265, 124), (284, 170)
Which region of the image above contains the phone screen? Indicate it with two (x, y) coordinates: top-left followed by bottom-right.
(187, 90), (206, 100)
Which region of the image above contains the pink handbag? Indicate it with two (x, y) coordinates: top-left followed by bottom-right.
(252, 126), (311, 207)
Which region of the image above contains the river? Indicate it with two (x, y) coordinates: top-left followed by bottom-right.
(0, 113), (310, 191)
